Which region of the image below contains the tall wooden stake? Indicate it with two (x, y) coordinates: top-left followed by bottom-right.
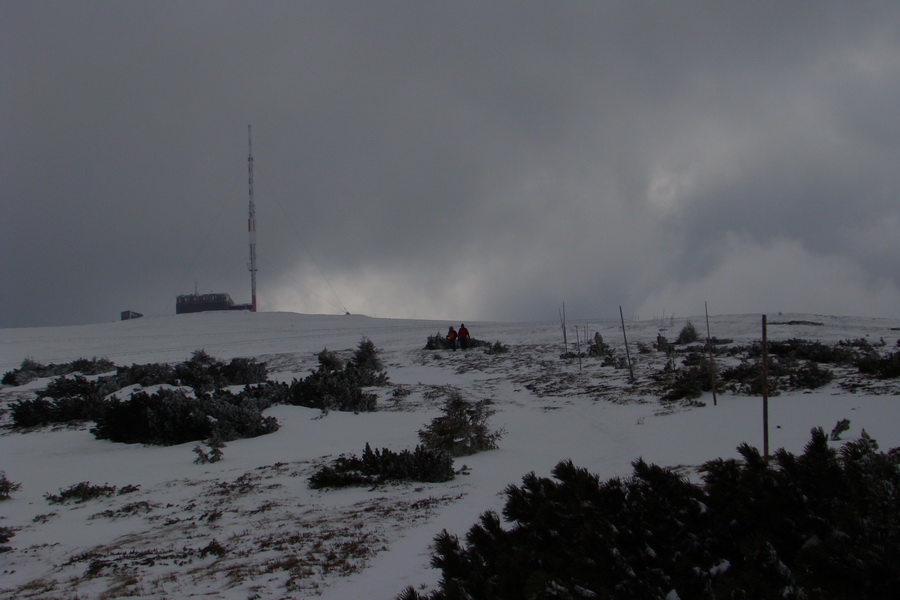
(559, 303), (568, 356)
(620, 306), (635, 383)
(761, 314), (770, 462)
(574, 324), (582, 371)
(705, 301), (718, 406)
(247, 125), (258, 312)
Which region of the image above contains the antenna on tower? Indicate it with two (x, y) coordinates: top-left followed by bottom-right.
(247, 125), (258, 312)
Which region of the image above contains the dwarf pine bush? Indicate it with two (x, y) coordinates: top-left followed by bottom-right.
(286, 338), (388, 412)
(2, 357), (115, 387)
(418, 392), (504, 457)
(10, 374), (116, 427)
(92, 388), (278, 445)
(0, 472), (22, 500)
(400, 428), (900, 600)
(309, 443), (454, 488)
(675, 320), (699, 345)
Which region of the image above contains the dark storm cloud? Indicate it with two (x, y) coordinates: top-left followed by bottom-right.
(2, 1), (898, 328)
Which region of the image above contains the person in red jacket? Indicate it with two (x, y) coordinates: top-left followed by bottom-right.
(446, 325), (458, 350)
(458, 324), (470, 350)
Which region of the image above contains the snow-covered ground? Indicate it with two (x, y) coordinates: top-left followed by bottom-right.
(1, 311), (898, 599)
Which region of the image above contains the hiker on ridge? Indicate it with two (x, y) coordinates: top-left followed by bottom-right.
(458, 324), (470, 350)
(447, 325), (458, 351)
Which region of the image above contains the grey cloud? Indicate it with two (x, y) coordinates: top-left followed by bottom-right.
(2, 1), (898, 328)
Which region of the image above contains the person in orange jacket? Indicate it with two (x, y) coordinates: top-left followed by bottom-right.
(458, 324), (470, 350)
(446, 325), (458, 350)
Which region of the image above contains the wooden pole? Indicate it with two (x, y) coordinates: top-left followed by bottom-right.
(574, 324), (582, 371)
(620, 305), (635, 383)
(761, 314), (770, 462)
(705, 301), (718, 406)
(559, 303), (568, 356)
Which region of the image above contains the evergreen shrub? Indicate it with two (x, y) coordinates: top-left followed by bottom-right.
(400, 429), (900, 600)
(115, 362), (177, 388)
(2, 357), (115, 387)
(485, 341), (509, 354)
(588, 333), (613, 359)
(0, 525), (13, 552)
(44, 481), (128, 504)
(91, 388), (278, 445)
(309, 443), (454, 489)
(857, 351), (900, 378)
(675, 320), (699, 344)
(10, 374), (116, 428)
(172, 350), (268, 391)
(0, 471), (22, 500)
(285, 337), (388, 412)
(418, 392), (504, 457)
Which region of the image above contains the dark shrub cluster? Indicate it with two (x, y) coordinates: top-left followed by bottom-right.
(286, 368), (379, 412)
(309, 443), (454, 489)
(418, 392), (504, 457)
(661, 347), (836, 401)
(588, 333), (613, 360)
(662, 356), (715, 402)
(716, 356), (834, 397)
(350, 337), (384, 375)
(193, 431), (226, 464)
(173, 350), (268, 391)
(10, 352), (271, 430)
(857, 351), (900, 378)
(115, 362), (177, 388)
(675, 320), (699, 345)
(562, 333), (623, 367)
(400, 429), (900, 600)
(285, 338), (388, 413)
(0, 525), (13, 552)
(44, 481), (139, 504)
(10, 374), (119, 427)
(0, 471), (22, 500)
(12, 395), (102, 428)
(91, 388), (279, 445)
(755, 338), (862, 365)
(2, 357), (116, 387)
(484, 341), (509, 354)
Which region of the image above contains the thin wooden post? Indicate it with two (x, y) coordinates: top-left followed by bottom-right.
(620, 305), (635, 383)
(761, 314), (770, 462)
(574, 324), (582, 371)
(705, 301), (718, 406)
(559, 303), (568, 356)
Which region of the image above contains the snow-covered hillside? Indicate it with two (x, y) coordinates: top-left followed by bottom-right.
(1, 311), (898, 599)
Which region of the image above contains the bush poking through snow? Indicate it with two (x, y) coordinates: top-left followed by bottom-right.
(0, 526), (14, 552)
(857, 351), (900, 378)
(308, 444), (454, 489)
(830, 418), (851, 440)
(675, 320), (699, 345)
(418, 392), (505, 457)
(193, 431), (226, 464)
(2, 357), (115, 387)
(10, 352), (270, 430)
(0, 471), (22, 500)
(92, 388), (278, 445)
(44, 482), (139, 504)
(400, 429), (900, 600)
(351, 336), (384, 374)
(285, 337), (389, 413)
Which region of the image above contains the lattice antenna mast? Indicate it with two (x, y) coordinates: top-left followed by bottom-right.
(247, 125), (258, 312)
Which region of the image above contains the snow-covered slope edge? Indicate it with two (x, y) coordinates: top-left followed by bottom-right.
(1, 312), (898, 599)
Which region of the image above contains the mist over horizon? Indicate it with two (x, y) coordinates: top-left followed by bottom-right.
(4, 1), (899, 329)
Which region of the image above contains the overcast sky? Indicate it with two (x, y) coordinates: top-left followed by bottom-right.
(2, 1), (898, 329)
